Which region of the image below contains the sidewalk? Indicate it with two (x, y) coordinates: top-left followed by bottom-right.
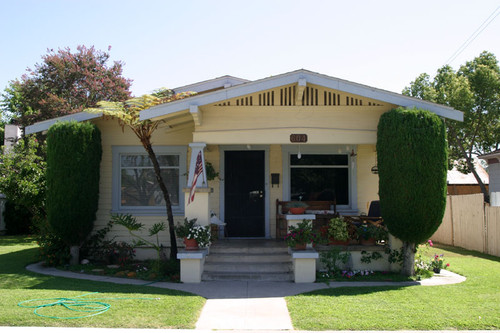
(26, 263), (466, 330)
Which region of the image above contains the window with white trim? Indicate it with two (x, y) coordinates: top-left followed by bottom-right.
(112, 146), (186, 214)
(290, 154), (349, 205)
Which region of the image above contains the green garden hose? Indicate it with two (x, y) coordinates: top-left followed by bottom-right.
(18, 292), (159, 320)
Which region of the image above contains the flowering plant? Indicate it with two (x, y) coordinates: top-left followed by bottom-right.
(431, 254), (449, 270)
(284, 219), (316, 247)
(186, 225), (211, 248)
(175, 218), (211, 248)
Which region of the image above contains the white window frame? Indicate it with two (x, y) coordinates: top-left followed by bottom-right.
(282, 145), (358, 213)
(112, 146), (187, 215)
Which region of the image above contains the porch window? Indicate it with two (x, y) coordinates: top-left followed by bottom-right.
(290, 154), (349, 205)
(112, 146), (187, 214)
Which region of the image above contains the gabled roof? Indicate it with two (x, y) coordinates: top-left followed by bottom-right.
(140, 69), (463, 122)
(25, 69), (464, 135)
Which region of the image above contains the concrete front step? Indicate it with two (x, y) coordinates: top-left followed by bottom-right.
(202, 271), (294, 281)
(209, 246), (288, 255)
(204, 261), (292, 273)
(202, 239), (293, 281)
(205, 253), (291, 263)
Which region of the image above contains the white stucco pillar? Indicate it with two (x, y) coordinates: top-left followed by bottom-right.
(184, 143), (211, 226)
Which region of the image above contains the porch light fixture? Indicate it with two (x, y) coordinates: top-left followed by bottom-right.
(297, 144), (302, 159)
(371, 151), (378, 174)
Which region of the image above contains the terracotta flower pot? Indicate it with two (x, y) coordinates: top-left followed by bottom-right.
(359, 238), (376, 246)
(329, 238), (349, 246)
(184, 237), (199, 250)
(293, 243), (307, 250)
(289, 207), (306, 214)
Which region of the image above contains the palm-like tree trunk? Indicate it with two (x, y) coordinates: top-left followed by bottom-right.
(141, 140), (178, 260)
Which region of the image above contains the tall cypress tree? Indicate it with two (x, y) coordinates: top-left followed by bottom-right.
(46, 121), (102, 264)
(377, 107), (447, 276)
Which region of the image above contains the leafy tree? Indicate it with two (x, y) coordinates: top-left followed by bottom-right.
(86, 89), (196, 260)
(46, 121), (102, 265)
(0, 136), (46, 228)
(377, 108), (448, 276)
(1, 45), (132, 128)
(403, 51), (500, 202)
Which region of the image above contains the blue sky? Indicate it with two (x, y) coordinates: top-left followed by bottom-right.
(1, 0), (499, 97)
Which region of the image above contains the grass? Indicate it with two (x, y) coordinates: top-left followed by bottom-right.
(286, 244), (500, 330)
(0, 235), (205, 328)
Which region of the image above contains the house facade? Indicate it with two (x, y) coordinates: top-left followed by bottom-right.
(26, 69), (463, 258)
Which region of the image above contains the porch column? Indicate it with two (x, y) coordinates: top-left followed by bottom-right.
(184, 143), (211, 226)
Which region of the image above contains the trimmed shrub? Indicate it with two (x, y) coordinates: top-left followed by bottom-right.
(46, 121), (102, 246)
(376, 107), (447, 244)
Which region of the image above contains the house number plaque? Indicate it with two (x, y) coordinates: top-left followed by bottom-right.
(290, 134), (308, 143)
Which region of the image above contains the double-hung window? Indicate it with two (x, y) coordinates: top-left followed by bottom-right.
(112, 146), (187, 214)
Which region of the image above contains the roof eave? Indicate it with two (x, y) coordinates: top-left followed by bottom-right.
(24, 112), (102, 135)
(140, 69), (464, 122)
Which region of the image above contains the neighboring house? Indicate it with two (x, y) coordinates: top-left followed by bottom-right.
(25, 69), (463, 256)
(447, 160), (489, 195)
(479, 149), (500, 206)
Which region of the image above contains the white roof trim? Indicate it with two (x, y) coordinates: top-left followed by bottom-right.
(140, 69), (463, 122)
(25, 111), (102, 135)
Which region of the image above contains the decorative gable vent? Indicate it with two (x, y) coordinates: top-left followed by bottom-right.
(214, 83), (383, 107)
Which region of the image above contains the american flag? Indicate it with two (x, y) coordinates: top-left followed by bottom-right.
(188, 151), (204, 204)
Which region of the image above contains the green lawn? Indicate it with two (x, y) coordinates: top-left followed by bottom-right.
(287, 244), (500, 330)
(0, 236), (205, 328)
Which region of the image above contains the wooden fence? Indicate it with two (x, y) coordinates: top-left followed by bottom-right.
(431, 193), (500, 257)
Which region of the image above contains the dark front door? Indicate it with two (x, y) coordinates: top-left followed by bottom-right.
(224, 150), (265, 237)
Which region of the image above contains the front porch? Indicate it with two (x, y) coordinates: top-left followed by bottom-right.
(177, 238), (400, 283)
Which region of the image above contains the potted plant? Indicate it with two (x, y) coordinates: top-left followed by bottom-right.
(286, 201), (308, 214)
(175, 218), (211, 250)
(357, 223), (379, 245)
(284, 219), (316, 250)
(430, 254), (449, 274)
(328, 217), (349, 245)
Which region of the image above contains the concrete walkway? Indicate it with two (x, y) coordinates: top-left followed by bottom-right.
(26, 263), (466, 330)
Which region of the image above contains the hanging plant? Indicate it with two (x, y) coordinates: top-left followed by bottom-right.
(205, 161), (220, 181)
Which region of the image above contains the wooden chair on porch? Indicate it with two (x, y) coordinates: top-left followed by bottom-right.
(343, 200), (383, 226)
(275, 199), (337, 239)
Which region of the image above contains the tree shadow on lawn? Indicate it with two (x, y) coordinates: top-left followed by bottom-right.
(434, 243), (500, 263)
(295, 284), (411, 298)
(0, 248), (198, 298)
(26, 277), (197, 297)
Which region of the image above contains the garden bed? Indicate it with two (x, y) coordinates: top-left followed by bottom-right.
(62, 259), (181, 282)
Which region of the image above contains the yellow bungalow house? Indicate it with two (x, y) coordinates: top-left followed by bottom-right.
(26, 69), (463, 283)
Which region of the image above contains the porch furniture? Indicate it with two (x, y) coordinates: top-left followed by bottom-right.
(343, 200), (383, 226)
(276, 199), (337, 238)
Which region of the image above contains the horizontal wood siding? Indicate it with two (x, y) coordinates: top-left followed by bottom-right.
(356, 145), (379, 214)
(93, 118), (193, 246)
